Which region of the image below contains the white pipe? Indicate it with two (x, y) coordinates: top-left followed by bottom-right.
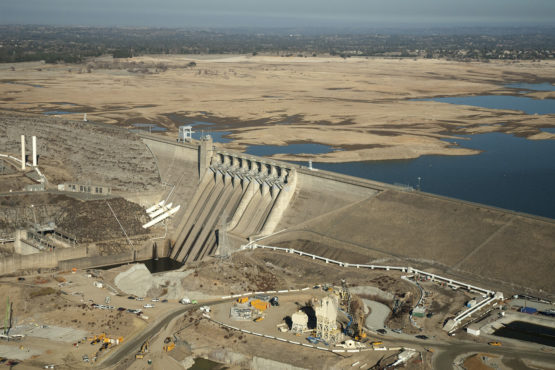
(148, 202), (173, 218)
(142, 205), (180, 229)
(145, 200), (165, 214)
(20, 135), (25, 170)
(32, 136), (37, 167)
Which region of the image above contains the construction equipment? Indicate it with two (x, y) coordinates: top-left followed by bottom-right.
(163, 337), (175, 352)
(250, 299), (269, 311)
(488, 341), (502, 346)
(254, 316), (264, 322)
(354, 314), (367, 341)
(135, 340), (149, 359)
(237, 297), (248, 304)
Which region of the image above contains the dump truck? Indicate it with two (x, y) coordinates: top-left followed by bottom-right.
(135, 340), (149, 359)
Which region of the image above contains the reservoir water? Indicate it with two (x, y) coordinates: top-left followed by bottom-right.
(168, 86), (555, 218)
(419, 95), (555, 115)
(417, 82), (555, 114)
(309, 132), (555, 219)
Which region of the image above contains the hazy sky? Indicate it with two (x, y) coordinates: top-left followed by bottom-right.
(1, 0), (554, 28)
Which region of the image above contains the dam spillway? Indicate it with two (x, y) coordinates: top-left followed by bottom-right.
(170, 149), (296, 263)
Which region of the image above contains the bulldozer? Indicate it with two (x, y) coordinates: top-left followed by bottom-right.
(163, 341), (175, 352)
(135, 340), (149, 359)
(162, 336), (176, 352)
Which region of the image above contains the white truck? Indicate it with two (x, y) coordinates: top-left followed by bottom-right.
(180, 297), (191, 305)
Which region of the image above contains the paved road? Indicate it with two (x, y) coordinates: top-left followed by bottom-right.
(100, 299), (225, 368)
(99, 295), (555, 369)
(365, 331), (555, 369)
(433, 342), (555, 369)
(100, 304), (197, 367)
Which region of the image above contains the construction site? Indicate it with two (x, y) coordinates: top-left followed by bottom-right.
(0, 113), (554, 369)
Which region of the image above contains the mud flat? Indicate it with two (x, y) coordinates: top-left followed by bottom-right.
(1, 56), (554, 162)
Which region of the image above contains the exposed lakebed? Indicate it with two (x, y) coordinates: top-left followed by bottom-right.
(168, 83), (555, 218)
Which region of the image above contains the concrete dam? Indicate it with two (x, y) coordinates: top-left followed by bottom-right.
(140, 134), (555, 300)
(170, 145), (296, 263)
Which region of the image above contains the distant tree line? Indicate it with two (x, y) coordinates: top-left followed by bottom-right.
(0, 25), (554, 64)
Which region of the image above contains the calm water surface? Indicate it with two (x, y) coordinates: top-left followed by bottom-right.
(419, 95), (555, 115)
(309, 132), (555, 219)
(505, 82), (555, 91)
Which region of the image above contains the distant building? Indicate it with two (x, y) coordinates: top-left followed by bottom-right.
(58, 183), (111, 195)
(466, 323), (481, 336)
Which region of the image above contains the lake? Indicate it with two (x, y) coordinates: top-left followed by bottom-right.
(415, 82), (555, 114)
(418, 95), (554, 115)
(167, 86), (555, 218)
(310, 132), (555, 219)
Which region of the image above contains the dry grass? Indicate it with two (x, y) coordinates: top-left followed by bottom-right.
(1, 56), (553, 163)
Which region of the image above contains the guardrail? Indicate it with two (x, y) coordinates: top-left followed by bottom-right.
(242, 243), (495, 296)
(242, 243), (503, 333)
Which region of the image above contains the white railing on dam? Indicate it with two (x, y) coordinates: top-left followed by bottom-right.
(242, 243), (502, 332)
(241, 243), (496, 297)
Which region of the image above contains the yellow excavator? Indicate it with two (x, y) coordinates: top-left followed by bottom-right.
(135, 340), (149, 359)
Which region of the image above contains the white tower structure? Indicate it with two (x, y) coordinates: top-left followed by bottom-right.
(178, 125), (193, 143)
(20, 135), (25, 170)
(315, 295), (340, 343)
(291, 310), (308, 333)
(32, 136), (37, 167)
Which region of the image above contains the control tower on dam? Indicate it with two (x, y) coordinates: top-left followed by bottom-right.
(140, 133), (555, 300)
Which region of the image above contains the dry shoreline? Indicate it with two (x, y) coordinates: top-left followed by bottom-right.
(0, 55), (554, 162)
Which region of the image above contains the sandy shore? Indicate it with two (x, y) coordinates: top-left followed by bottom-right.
(1, 55), (554, 162)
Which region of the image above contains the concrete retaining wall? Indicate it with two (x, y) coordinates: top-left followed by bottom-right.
(0, 240), (158, 275)
(58, 241), (157, 270)
(0, 246), (87, 275)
